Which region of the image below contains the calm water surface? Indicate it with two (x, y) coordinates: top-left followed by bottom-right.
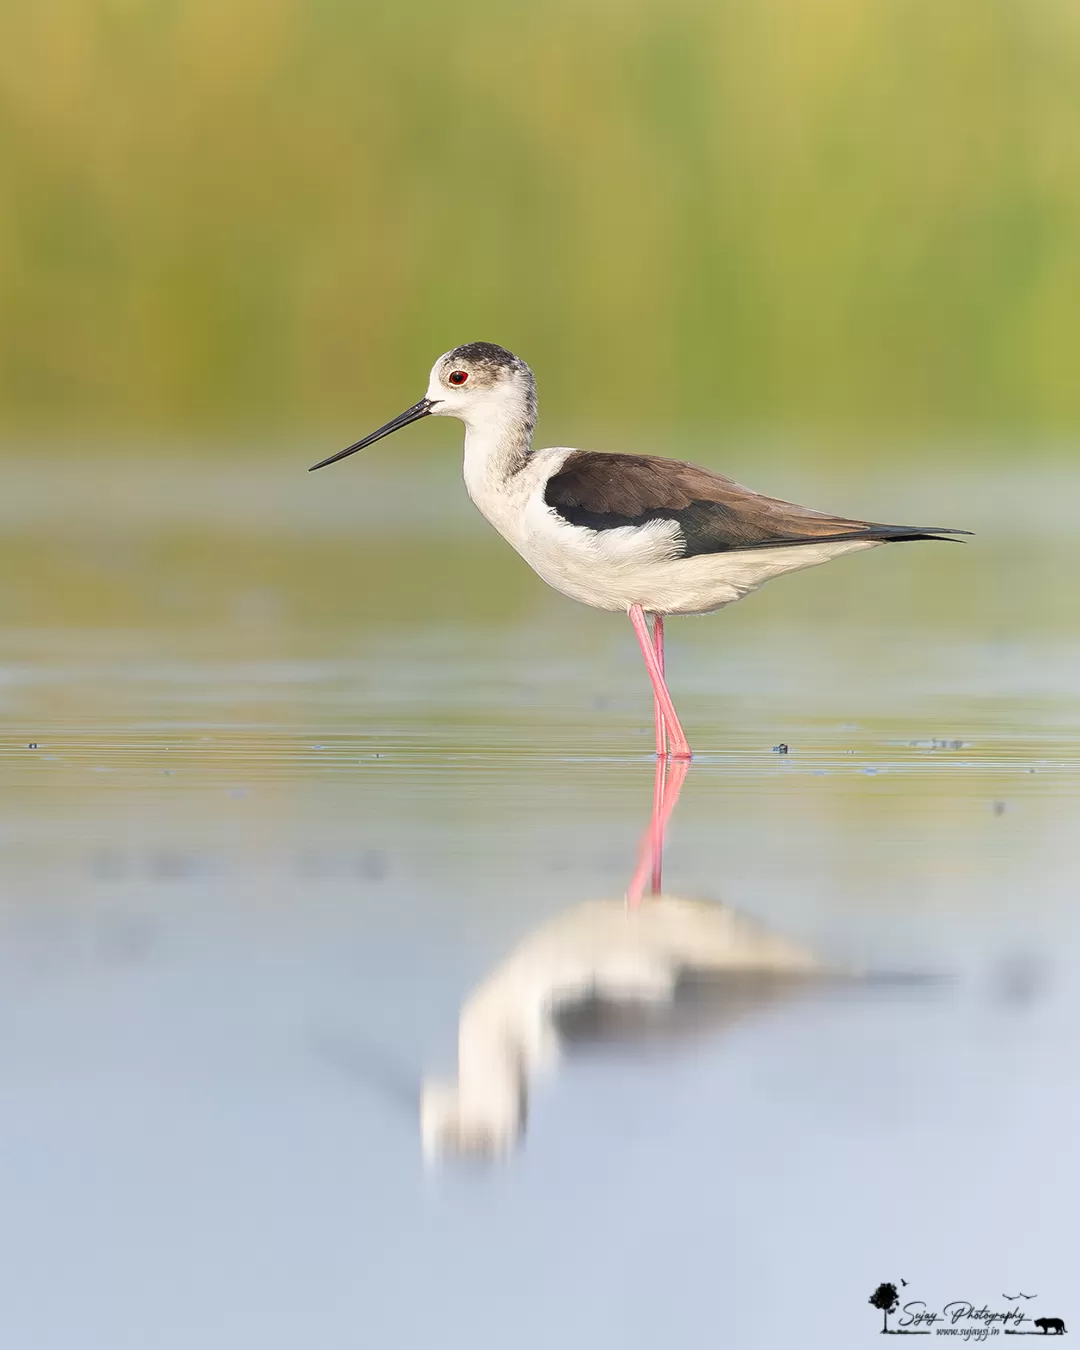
(1, 457), (1077, 1348)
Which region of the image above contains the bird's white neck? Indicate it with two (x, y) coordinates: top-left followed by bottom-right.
(463, 421), (530, 490)
(459, 393), (536, 533)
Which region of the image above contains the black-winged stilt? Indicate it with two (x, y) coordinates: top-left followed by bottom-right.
(310, 342), (969, 757)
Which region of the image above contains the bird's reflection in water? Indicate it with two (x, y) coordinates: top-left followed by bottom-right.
(421, 758), (826, 1162)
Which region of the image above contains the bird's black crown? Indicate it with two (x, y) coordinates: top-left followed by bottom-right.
(447, 341), (524, 372)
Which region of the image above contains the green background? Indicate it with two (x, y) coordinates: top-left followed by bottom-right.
(3, 0), (1079, 451)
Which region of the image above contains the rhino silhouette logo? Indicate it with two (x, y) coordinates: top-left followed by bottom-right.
(1033, 1318), (1067, 1335)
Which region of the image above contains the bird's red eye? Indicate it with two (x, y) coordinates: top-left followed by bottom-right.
(448, 370), (468, 385)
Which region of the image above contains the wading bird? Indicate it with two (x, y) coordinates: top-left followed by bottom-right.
(311, 343), (968, 757)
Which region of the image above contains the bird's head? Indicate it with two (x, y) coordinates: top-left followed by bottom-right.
(419, 1068), (525, 1164)
(309, 341), (536, 472)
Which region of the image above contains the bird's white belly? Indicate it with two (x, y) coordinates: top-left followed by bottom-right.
(516, 512), (880, 616)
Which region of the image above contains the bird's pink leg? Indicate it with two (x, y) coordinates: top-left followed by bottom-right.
(628, 757), (666, 907)
(652, 614), (667, 758)
(654, 754), (689, 879)
(629, 604), (691, 760)
(650, 618), (666, 891)
(650, 747), (666, 893)
(626, 753), (690, 907)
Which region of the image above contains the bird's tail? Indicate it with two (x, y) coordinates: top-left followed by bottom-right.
(742, 524), (973, 549)
(858, 524), (973, 544)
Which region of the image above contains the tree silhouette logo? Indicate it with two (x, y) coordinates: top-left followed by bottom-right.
(870, 1283), (900, 1334)
(867, 1282), (929, 1335)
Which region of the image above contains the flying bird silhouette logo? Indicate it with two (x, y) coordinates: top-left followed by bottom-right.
(1002, 1293), (1036, 1301)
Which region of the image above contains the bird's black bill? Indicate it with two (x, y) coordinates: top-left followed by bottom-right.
(308, 398), (434, 471)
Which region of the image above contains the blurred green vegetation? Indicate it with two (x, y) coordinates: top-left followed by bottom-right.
(2, 0), (1080, 449)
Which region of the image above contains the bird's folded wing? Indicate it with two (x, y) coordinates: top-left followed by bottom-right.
(544, 452), (970, 557)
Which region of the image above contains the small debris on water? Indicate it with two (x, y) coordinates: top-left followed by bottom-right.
(357, 849), (387, 881)
(989, 951), (1042, 1007)
(27, 742), (39, 749)
(772, 743), (789, 754)
(311, 743), (326, 750)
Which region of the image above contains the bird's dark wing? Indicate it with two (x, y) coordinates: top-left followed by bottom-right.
(544, 452), (971, 557)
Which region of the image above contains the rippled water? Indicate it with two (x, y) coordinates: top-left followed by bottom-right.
(1, 457), (1077, 1348)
